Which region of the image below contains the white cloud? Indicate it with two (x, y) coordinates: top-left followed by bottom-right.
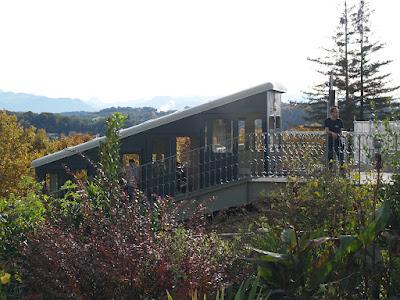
(159, 100), (176, 112)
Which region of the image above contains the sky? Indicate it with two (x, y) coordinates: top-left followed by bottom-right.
(0, 0), (399, 108)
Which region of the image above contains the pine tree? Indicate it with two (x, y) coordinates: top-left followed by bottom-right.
(351, 0), (399, 120)
(304, 0), (356, 128)
(305, 0), (399, 129)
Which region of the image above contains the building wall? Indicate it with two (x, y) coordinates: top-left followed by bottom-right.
(35, 90), (284, 192)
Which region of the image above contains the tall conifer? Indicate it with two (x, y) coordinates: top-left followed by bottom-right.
(304, 0), (399, 129)
(351, 0), (399, 120)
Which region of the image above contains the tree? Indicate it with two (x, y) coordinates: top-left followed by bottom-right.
(43, 133), (93, 155)
(99, 113), (127, 182)
(0, 111), (35, 197)
(351, 0), (399, 121)
(305, 0), (399, 129)
(31, 128), (50, 154)
(304, 0), (356, 128)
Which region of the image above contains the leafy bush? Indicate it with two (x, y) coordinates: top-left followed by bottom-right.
(262, 174), (375, 236)
(250, 200), (391, 299)
(21, 187), (241, 298)
(19, 113), (244, 299)
(0, 177), (46, 295)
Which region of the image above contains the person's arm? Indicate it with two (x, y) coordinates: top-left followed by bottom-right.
(325, 122), (338, 139)
(325, 127), (337, 138)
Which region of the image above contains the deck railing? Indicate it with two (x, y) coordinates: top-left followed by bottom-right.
(137, 131), (400, 198)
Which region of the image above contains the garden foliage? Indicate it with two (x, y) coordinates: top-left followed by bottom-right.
(2, 111), (400, 299)
(16, 113), (243, 299)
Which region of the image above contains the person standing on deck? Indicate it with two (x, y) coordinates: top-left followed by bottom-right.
(324, 106), (344, 169)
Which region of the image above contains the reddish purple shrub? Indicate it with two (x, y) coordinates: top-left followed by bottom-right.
(21, 184), (242, 299)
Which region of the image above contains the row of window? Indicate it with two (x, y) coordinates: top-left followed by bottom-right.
(207, 118), (280, 153)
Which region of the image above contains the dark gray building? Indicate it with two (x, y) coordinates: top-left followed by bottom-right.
(32, 82), (286, 199)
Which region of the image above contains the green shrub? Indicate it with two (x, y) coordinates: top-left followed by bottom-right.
(263, 174), (375, 236)
(0, 176), (45, 294)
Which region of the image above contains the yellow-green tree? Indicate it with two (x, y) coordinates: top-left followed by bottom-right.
(0, 111), (35, 197)
(44, 133), (92, 155)
(31, 128), (50, 154)
(0, 110), (94, 198)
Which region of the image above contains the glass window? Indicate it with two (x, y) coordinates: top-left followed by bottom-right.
(269, 116), (281, 131)
(152, 153), (165, 162)
(46, 173), (58, 192)
(212, 119), (232, 153)
(122, 153), (140, 166)
(176, 136), (191, 164)
(74, 169), (88, 181)
(238, 120), (245, 151)
(254, 119), (263, 151)
(268, 92), (282, 117)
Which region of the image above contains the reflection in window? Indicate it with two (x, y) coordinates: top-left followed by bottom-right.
(152, 153), (165, 162)
(254, 119), (263, 151)
(269, 116), (281, 131)
(212, 119), (233, 153)
(122, 153), (140, 166)
(74, 169), (88, 181)
(46, 173), (58, 192)
(276, 116), (281, 129)
(268, 92), (281, 117)
(238, 120), (245, 151)
(176, 136), (191, 164)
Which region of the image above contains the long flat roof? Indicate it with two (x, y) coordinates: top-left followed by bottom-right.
(32, 82), (286, 168)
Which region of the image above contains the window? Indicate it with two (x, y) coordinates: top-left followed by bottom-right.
(152, 153), (165, 162)
(238, 120), (246, 150)
(254, 119), (263, 151)
(176, 136), (191, 163)
(74, 169), (88, 181)
(45, 173), (58, 192)
(268, 92), (281, 117)
(122, 153), (140, 166)
(269, 116), (281, 131)
(212, 119), (233, 153)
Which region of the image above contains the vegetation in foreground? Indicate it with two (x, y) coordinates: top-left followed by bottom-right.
(1, 112), (400, 299)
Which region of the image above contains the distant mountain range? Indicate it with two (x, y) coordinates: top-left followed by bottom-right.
(0, 90), (212, 113)
(0, 90), (96, 113)
(0, 89), (307, 114)
(1, 89), (307, 133)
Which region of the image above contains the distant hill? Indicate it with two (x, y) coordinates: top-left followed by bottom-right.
(1, 88), (306, 134)
(281, 102), (307, 130)
(12, 107), (175, 136)
(0, 90), (95, 113)
(9, 102), (305, 136)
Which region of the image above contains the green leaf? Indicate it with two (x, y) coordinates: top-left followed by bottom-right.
(248, 276), (259, 300)
(234, 280), (245, 300)
(192, 289), (198, 300)
(251, 248), (287, 261)
(280, 228), (297, 250)
(257, 266), (274, 282)
(308, 236), (333, 248)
